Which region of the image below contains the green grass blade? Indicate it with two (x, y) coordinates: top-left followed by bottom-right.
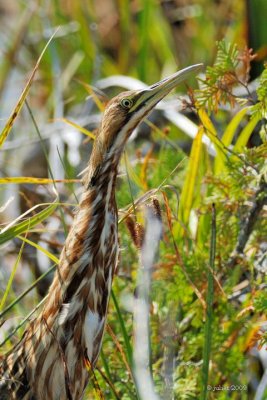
(201, 204), (216, 400)
(56, 117), (96, 139)
(0, 201), (58, 245)
(214, 107), (250, 173)
(56, 146), (79, 205)
(0, 177), (79, 185)
(25, 101), (68, 238)
(124, 152), (145, 190)
(111, 289), (133, 365)
(0, 29), (58, 148)
(198, 108), (226, 159)
(221, 107), (250, 146)
(17, 235), (59, 264)
(0, 239), (25, 311)
(0, 296), (47, 347)
(100, 352), (120, 400)
(0, 264), (56, 320)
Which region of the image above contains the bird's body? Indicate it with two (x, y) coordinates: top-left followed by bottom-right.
(0, 65), (202, 399)
(0, 133), (119, 399)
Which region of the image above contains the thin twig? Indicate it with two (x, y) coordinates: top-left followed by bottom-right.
(0, 296), (47, 347)
(106, 324), (134, 381)
(0, 264), (56, 321)
(228, 179), (267, 267)
(96, 366), (121, 400)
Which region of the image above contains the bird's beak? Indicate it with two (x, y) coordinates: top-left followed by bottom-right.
(130, 63), (203, 112)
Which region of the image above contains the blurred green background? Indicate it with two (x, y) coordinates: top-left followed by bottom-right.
(0, 0), (265, 115)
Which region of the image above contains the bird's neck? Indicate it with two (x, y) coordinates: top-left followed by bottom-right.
(66, 149), (119, 265)
(83, 135), (121, 190)
(41, 145), (121, 324)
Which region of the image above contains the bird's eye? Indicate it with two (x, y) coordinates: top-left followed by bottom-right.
(120, 98), (133, 109)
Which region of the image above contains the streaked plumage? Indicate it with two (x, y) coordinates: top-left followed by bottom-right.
(0, 64), (202, 399)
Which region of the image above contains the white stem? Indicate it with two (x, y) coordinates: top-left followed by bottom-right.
(133, 208), (162, 400)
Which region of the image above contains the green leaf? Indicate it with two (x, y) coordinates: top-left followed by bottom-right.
(214, 107), (250, 173)
(111, 290), (133, 365)
(233, 115), (261, 152)
(0, 177), (79, 185)
(17, 235), (59, 264)
(201, 205), (216, 400)
(198, 108), (225, 161)
(176, 127), (204, 238)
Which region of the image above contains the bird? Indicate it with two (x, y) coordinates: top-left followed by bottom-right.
(0, 64), (202, 400)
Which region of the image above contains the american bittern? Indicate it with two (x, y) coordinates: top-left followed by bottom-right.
(0, 64), (202, 400)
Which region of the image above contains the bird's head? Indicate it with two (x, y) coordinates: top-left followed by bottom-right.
(98, 64), (202, 155)
(88, 64), (203, 186)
